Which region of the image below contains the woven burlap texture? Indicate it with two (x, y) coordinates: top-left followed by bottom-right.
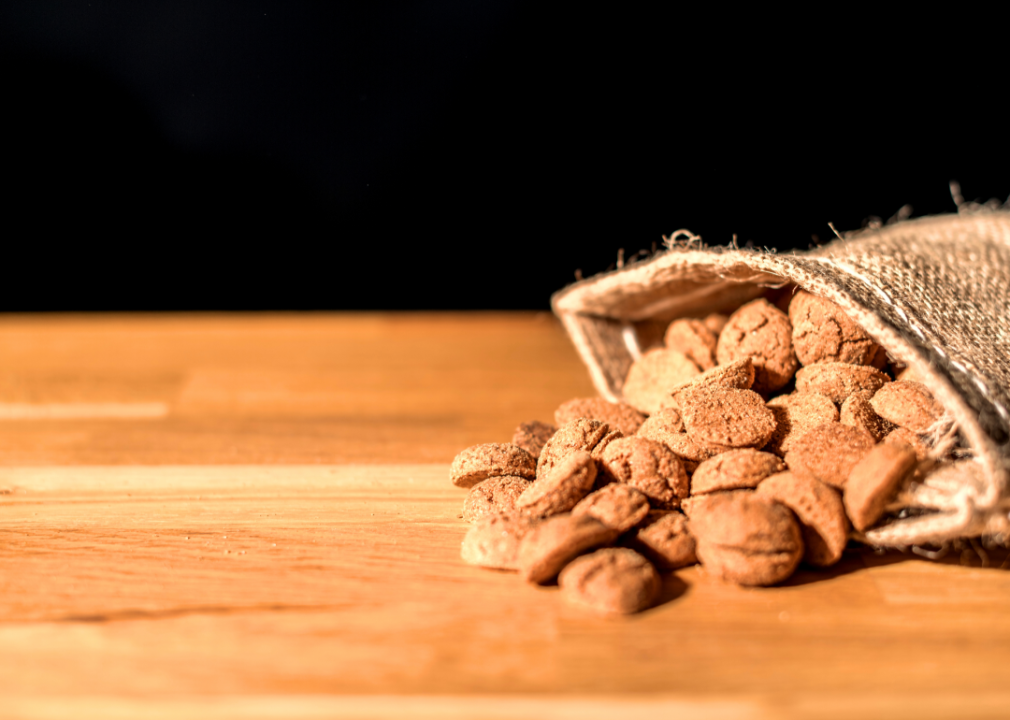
(552, 211), (1010, 548)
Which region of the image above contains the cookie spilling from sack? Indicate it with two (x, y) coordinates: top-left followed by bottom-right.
(449, 289), (962, 615)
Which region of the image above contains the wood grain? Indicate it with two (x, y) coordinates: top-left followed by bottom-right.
(0, 312), (594, 464)
(0, 313), (1008, 719)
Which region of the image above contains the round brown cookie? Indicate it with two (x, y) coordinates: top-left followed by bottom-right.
(460, 513), (540, 570)
(554, 398), (646, 436)
(648, 431), (725, 471)
(512, 420), (557, 460)
(669, 357), (756, 406)
(517, 450), (597, 518)
(788, 290), (881, 366)
(622, 347), (701, 415)
(572, 483), (651, 533)
(756, 471), (848, 567)
(784, 422), (876, 489)
(691, 449), (786, 494)
(687, 490), (804, 586)
(840, 390), (895, 441)
(450, 443), (537, 489)
(764, 391), (839, 455)
(664, 318), (718, 370)
(599, 436), (689, 506)
(636, 406), (683, 435)
(589, 429), (625, 465)
(679, 387), (777, 449)
(462, 475), (531, 522)
(517, 513), (620, 584)
(679, 495), (700, 516)
(715, 298), (798, 394)
(703, 313), (729, 336)
(869, 380), (944, 433)
(537, 418), (612, 480)
(794, 362), (890, 405)
(845, 442), (918, 531)
(559, 548), (660, 616)
(625, 511), (697, 569)
(882, 427), (930, 461)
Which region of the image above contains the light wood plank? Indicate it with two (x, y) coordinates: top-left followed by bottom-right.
(0, 313), (595, 464)
(0, 403), (169, 419)
(7, 693), (1010, 720)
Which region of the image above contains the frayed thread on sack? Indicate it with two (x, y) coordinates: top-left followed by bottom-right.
(949, 180), (1010, 216)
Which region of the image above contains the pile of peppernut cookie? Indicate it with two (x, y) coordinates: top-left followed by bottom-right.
(451, 291), (952, 616)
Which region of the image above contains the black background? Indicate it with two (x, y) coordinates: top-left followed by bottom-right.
(3, 3), (1007, 311)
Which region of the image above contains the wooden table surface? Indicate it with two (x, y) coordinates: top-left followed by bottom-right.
(2, 312), (1009, 719)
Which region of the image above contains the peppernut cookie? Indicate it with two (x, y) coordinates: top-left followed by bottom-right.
(648, 431), (724, 472)
(554, 398), (646, 436)
(691, 449), (786, 495)
(664, 318), (718, 370)
(845, 442), (918, 531)
(462, 475), (531, 522)
(461, 513), (540, 570)
(517, 450), (597, 518)
(589, 428), (625, 466)
(764, 391), (839, 455)
(840, 390), (895, 441)
(517, 513), (620, 584)
(572, 483), (651, 533)
(788, 290), (882, 366)
(869, 380), (944, 433)
(622, 347), (701, 415)
(794, 362), (890, 405)
(687, 490), (804, 586)
(626, 511), (697, 569)
(784, 422), (876, 489)
(559, 548), (660, 616)
(715, 298), (798, 394)
(637, 406), (684, 435)
(669, 357), (756, 406)
(599, 436), (689, 506)
(756, 471), (848, 567)
(679, 387), (777, 449)
(450, 443), (537, 488)
(703, 313), (729, 336)
(512, 420), (558, 460)
(537, 418), (612, 480)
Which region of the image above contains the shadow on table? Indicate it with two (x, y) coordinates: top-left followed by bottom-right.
(654, 572), (690, 606)
(777, 549), (870, 587)
(779, 543), (1010, 588)
(857, 541), (1010, 571)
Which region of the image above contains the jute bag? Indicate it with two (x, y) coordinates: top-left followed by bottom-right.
(552, 210), (1010, 548)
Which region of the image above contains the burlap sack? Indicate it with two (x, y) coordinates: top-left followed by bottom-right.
(552, 210), (1010, 548)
